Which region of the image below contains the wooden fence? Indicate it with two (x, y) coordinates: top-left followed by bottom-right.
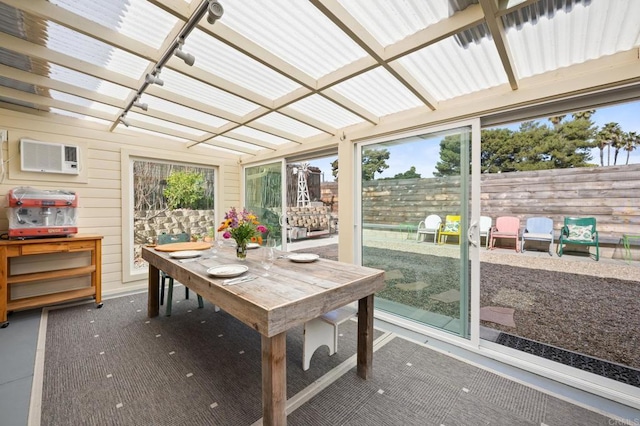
(322, 164), (640, 241)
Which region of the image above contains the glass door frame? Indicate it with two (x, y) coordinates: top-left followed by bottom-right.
(353, 118), (482, 348)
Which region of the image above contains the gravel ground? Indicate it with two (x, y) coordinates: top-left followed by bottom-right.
(294, 241), (640, 370)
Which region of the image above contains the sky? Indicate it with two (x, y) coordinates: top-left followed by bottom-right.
(307, 102), (640, 182)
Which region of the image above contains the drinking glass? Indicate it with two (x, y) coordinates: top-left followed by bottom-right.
(261, 247), (275, 276)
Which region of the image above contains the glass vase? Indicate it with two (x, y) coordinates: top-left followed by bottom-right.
(235, 241), (247, 260)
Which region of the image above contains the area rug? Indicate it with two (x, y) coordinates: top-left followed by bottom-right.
(37, 291), (383, 426)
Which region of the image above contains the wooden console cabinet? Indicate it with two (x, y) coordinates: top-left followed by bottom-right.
(0, 234), (103, 328)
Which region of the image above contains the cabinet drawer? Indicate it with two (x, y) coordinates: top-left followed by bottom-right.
(21, 242), (71, 255)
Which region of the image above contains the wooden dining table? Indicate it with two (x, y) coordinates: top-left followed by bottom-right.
(142, 244), (385, 425)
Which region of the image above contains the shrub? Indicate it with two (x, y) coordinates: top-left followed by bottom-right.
(163, 170), (205, 210)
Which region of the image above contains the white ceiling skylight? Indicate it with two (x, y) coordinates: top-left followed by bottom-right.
(127, 111), (208, 137)
(231, 126), (294, 145)
(220, 0), (368, 79)
(287, 95), (364, 129)
(49, 90), (119, 115)
(139, 94), (229, 128)
(48, 64), (132, 99)
(254, 112), (325, 139)
(330, 67), (424, 117)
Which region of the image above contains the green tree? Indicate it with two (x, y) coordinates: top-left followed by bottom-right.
(597, 122), (623, 166)
(331, 148), (390, 181)
(624, 131), (640, 165)
(392, 166), (421, 179)
(163, 170), (205, 209)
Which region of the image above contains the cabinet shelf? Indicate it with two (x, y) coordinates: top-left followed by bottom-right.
(7, 265), (96, 284)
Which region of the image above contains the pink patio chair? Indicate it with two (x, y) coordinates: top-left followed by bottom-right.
(489, 216), (520, 252)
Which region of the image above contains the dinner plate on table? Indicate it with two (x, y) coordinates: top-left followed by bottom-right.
(246, 242), (260, 249)
(287, 253), (320, 263)
(207, 264), (249, 278)
(169, 250), (203, 259)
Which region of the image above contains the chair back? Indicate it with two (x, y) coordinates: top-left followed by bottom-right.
(495, 216), (520, 233)
(157, 232), (190, 245)
(525, 217), (553, 234)
(423, 215), (442, 230)
(442, 215), (461, 233)
(564, 217), (596, 240)
(479, 216), (492, 234)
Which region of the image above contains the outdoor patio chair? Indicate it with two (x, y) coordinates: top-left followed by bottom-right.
(479, 216), (492, 248)
(416, 214), (441, 243)
(521, 217), (554, 256)
(489, 216), (520, 252)
(558, 217), (599, 261)
(157, 232), (204, 316)
(438, 215), (461, 245)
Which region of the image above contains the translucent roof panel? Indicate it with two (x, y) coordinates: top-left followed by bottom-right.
(117, 126), (188, 142)
(50, 90), (119, 114)
(48, 64), (132, 99)
(139, 94), (229, 128)
(186, 29), (301, 100)
(44, 21), (150, 79)
(49, 108), (111, 124)
(338, 0), (478, 47)
(232, 126), (293, 146)
(504, 0), (640, 79)
(221, 0), (368, 79)
(0, 96), (35, 109)
(0, 76), (39, 94)
(49, 0), (178, 49)
(330, 67), (424, 117)
(208, 136), (263, 152)
(199, 142), (247, 155)
(254, 112), (325, 139)
(160, 68), (260, 117)
(395, 24), (508, 101)
(127, 111), (207, 137)
(287, 94), (365, 129)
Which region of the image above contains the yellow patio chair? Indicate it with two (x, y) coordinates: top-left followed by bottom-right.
(438, 215), (461, 245)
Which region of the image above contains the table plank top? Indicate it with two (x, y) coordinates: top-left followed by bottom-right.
(142, 245), (385, 337)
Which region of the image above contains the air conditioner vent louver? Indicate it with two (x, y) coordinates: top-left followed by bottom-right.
(20, 139), (79, 175)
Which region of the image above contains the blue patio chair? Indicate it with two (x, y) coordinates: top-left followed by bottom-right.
(521, 217), (554, 256)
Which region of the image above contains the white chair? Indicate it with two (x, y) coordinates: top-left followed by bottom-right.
(416, 215), (442, 243)
(302, 305), (357, 371)
(479, 216), (492, 248)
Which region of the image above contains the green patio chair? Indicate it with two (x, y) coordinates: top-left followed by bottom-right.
(557, 217), (599, 261)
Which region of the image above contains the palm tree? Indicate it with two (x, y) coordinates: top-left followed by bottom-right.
(597, 123), (623, 166)
(624, 131), (640, 165)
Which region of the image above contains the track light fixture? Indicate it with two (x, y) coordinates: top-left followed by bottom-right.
(133, 100), (148, 111)
(207, 1), (224, 24)
(145, 70), (164, 86)
(119, 115), (130, 127)
(174, 38), (195, 66)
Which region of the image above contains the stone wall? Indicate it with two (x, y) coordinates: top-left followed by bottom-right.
(134, 209), (215, 244)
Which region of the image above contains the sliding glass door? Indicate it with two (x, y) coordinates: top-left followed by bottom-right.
(357, 121), (480, 340)
(244, 161), (285, 248)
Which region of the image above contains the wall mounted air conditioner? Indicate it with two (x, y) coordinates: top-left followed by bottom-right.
(20, 139), (79, 175)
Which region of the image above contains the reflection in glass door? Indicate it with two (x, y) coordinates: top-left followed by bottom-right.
(244, 161), (284, 249)
(358, 125), (475, 339)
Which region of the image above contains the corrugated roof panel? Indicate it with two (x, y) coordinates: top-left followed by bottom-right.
(127, 111), (207, 136)
(232, 126), (293, 145)
(0, 96), (36, 109)
(198, 142), (247, 155)
(160, 68), (260, 117)
(49, 89), (119, 114)
(208, 136), (263, 151)
(44, 21), (149, 79)
(221, 0), (368, 79)
(0, 75), (38, 94)
(254, 112), (324, 139)
(139, 94), (229, 128)
(330, 67), (423, 117)
(287, 94), (364, 129)
(504, 0), (640, 79)
(338, 0), (478, 47)
(186, 29), (300, 100)
(396, 25), (508, 101)
(48, 64), (132, 98)
(49, 0), (178, 49)
(49, 108), (111, 124)
(117, 126), (188, 142)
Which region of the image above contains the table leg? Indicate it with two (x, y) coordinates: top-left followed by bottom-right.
(357, 294), (374, 379)
(148, 264), (160, 318)
(262, 332), (287, 426)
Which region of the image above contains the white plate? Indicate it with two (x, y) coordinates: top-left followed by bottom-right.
(246, 242), (260, 249)
(207, 264), (249, 278)
(169, 250), (203, 259)
(288, 253), (320, 263)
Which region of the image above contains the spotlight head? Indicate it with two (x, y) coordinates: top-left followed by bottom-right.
(133, 101), (148, 111)
(145, 73), (164, 86)
(119, 116), (130, 127)
(207, 1), (224, 24)
(174, 48), (195, 66)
